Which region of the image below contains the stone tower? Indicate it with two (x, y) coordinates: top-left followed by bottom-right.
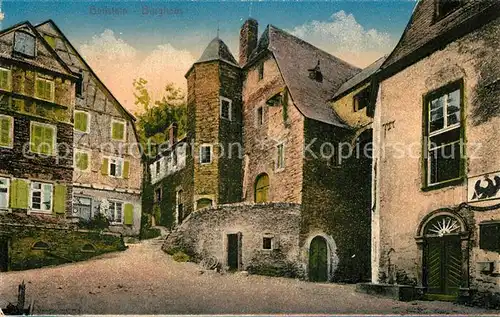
(185, 37), (243, 209)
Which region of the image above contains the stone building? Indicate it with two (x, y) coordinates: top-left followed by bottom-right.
(158, 20), (374, 282)
(0, 21), (125, 271)
(35, 20), (143, 236)
(370, 0), (500, 304)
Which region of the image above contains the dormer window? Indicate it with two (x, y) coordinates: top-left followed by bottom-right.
(436, 0), (462, 20)
(13, 31), (36, 57)
(353, 87), (371, 112)
(308, 60), (323, 83)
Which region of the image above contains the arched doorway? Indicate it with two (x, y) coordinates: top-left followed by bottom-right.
(254, 173), (269, 203)
(420, 213), (466, 299)
(309, 236), (328, 282)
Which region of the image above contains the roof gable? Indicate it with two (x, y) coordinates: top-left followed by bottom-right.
(197, 37), (238, 67)
(383, 0), (500, 72)
(0, 21), (74, 77)
(252, 25), (360, 126)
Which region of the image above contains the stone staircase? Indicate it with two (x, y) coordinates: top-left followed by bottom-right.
(145, 226), (170, 248)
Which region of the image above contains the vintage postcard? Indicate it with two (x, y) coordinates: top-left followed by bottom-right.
(0, 0), (500, 315)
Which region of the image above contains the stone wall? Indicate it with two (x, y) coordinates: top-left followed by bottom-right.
(162, 203), (303, 277)
(372, 16), (500, 299)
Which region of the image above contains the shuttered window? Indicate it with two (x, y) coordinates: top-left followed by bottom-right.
(30, 182), (53, 212)
(75, 150), (90, 172)
(111, 120), (125, 141)
(0, 68), (12, 91)
(109, 201), (123, 224)
(35, 77), (55, 102)
(9, 179), (29, 209)
(0, 115), (13, 148)
(0, 177), (9, 209)
(30, 122), (56, 156)
(74, 111), (90, 133)
(124, 203), (134, 225)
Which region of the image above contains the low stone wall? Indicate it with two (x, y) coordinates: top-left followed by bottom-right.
(162, 202), (304, 277)
(0, 213), (126, 271)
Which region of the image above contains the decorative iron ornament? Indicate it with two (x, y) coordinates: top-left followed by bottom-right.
(425, 215), (461, 237)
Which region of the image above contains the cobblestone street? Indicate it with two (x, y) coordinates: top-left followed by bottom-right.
(0, 241), (497, 315)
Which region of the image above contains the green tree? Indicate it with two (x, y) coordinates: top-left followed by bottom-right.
(133, 78), (187, 155)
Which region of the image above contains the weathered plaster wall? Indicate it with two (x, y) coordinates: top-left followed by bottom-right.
(332, 83), (373, 129)
(373, 17), (500, 292)
(162, 203), (303, 277)
(242, 54), (304, 203)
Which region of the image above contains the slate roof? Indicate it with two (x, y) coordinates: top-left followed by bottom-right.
(382, 0), (500, 72)
(332, 55), (387, 100)
(247, 25), (361, 127)
(197, 37), (239, 67)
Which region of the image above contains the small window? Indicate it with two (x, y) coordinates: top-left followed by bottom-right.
(109, 200), (123, 224)
(424, 81), (463, 187)
(35, 76), (55, 102)
(276, 143), (285, 170)
(220, 97), (232, 121)
(32, 241), (49, 250)
(436, 0), (461, 20)
(30, 122), (56, 156)
(258, 62), (264, 81)
(480, 223), (500, 252)
(263, 236), (273, 250)
(111, 120), (126, 141)
(74, 110), (90, 133)
(154, 187), (162, 203)
(353, 88), (370, 112)
(0, 115), (13, 148)
(31, 182), (53, 212)
(76, 71), (84, 97)
(200, 145), (212, 164)
(0, 177), (10, 209)
(75, 149), (90, 172)
(13, 31), (36, 57)
(0, 67), (12, 91)
(256, 107), (263, 126)
(109, 157), (124, 178)
(176, 189), (183, 225)
(43, 34), (56, 49)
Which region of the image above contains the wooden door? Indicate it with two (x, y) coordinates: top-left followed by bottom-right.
(424, 236), (461, 298)
(227, 233), (241, 271)
(0, 237), (8, 272)
(255, 174), (269, 203)
(309, 236), (328, 282)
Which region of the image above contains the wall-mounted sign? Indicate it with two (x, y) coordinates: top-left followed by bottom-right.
(468, 172), (500, 202)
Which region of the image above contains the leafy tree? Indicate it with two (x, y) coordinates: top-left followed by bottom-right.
(133, 78), (187, 155)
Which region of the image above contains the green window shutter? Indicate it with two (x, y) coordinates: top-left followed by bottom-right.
(124, 203), (134, 225)
(101, 157), (109, 175)
(35, 79), (44, 99)
(10, 179), (28, 209)
(0, 69), (10, 91)
(76, 152), (89, 170)
(43, 126), (54, 155)
(53, 184), (67, 214)
(123, 160), (130, 179)
(112, 122), (124, 140)
(75, 112), (86, 132)
(0, 116), (12, 147)
(30, 124), (43, 153)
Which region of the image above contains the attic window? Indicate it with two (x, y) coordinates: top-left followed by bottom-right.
(353, 87), (371, 111)
(436, 0), (462, 20)
(76, 71), (84, 97)
(308, 60), (323, 83)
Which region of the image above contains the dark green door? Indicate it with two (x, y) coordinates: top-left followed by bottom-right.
(309, 236), (328, 282)
(424, 236), (461, 299)
(0, 238), (8, 272)
(227, 233), (241, 271)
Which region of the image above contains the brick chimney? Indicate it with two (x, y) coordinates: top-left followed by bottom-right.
(239, 18), (258, 66)
(168, 122), (178, 147)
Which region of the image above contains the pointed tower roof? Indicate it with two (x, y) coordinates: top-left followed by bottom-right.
(197, 37), (239, 67)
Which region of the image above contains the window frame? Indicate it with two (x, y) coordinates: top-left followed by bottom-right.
(0, 67), (12, 92)
(110, 119), (126, 141)
(74, 149), (91, 172)
(422, 79), (465, 190)
(30, 181), (53, 213)
(199, 144), (213, 165)
(109, 200), (124, 225)
(262, 235), (274, 250)
(276, 142), (285, 172)
(0, 177), (10, 209)
(75, 71), (84, 98)
(0, 114), (14, 149)
(353, 87), (370, 112)
(73, 195), (92, 218)
(220, 96), (232, 121)
(108, 156), (124, 178)
(29, 121), (57, 156)
(74, 110), (90, 133)
(13, 31), (36, 58)
(34, 75), (55, 102)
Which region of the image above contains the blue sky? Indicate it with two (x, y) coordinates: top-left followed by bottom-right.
(2, 1), (416, 112)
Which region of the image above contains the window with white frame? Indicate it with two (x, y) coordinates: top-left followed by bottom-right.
(73, 196), (92, 220)
(276, 143), (285, 170)
(0, 177), (9, 209)
(0, 67), (12, 91)
(200, 145), (212, 164)
(220, 97), (232, 121)
(109, 157), (124, 178)
(425, 81), (463, 187)
(31, 182), (53, 212)
(35, 76), (55, 102)
(109, 200), (123, 224)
